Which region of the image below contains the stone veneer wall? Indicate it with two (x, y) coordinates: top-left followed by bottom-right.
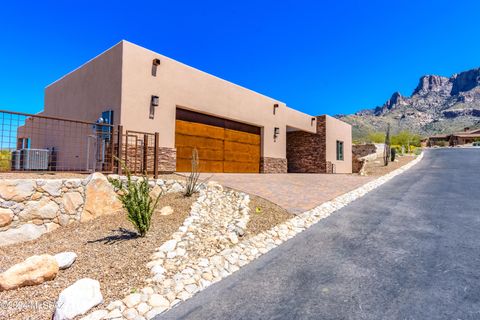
(0, 173), (185, 247)
(119, 145), (176, 174)
(352, 144), (377, 173)
(158, 147), (176, 173)
(260, 157), (288, 173)
(352, 144), (377, 159)
(286, 115), (327, 173)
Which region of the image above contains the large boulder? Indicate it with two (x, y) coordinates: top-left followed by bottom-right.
(81, 173), (122, 222)
(0, 223), (46, 247)
(53, 278), (103, 320)
(0, 254), (59, 291)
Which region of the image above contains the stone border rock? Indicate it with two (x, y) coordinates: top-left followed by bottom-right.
(82, 153), (424, 320)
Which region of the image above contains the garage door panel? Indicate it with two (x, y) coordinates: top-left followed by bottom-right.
(176, 120), (225, 139)
(224, 141), (260, 154)
(177, 147), (224, 161)
(175, 119), (260, 173)
(175, 134), (224, 150)
(224, 150), (260, 162)
(224, 161), (260, 173)
(225, 129), (260, 145)
(176, 159), (224, 173)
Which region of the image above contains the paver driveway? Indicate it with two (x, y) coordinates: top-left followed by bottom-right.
(198, 173), (374, 214)
(159, 148), (480, 320)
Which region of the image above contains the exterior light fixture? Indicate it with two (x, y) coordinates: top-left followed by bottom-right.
(273, 104), (279, 115)
(151, 95), (159, 106)
(150, 95), (159, 119)
(274, 127), (280, 141)
(152, 58), (161, 76)
(311, 117), (316, 126)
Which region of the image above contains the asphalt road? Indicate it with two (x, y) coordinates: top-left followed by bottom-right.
(158, 148), (480, 320)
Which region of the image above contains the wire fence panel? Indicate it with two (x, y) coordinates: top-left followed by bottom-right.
(0, 110), (114, 173)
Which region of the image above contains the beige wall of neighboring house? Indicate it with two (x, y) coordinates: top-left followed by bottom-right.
(20, 40), (352, 173)
(325, 115), (352, 173)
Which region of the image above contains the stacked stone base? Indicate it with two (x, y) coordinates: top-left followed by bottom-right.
(260, 157), (287, 173)
(158, 147), (176, 173)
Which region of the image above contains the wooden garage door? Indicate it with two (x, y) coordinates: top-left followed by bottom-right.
(175, 120), (260, 173)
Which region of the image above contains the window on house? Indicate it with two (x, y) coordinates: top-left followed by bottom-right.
(336, 140), (344, 161)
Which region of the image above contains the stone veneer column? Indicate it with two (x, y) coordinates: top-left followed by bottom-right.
(158, 147), (176, 173)
(286, 115), (327, 173)
(260, 157), (288, 173)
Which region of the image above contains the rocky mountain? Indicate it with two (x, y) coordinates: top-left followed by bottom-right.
(338, 67), (480, 140)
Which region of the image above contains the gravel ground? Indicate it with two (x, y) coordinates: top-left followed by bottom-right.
(364, 154), (416, 176)
(245, 195), (292, 238)
(0, 192), (196, 320)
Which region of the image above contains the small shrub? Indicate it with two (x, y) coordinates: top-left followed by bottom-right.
(0, 150), (11, 172)
(109, 162), (161, 237)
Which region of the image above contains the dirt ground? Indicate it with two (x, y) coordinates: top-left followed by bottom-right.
(245, 195), (292, 238)
(363, 154), (416, 176)
(0, 193), (196, 320)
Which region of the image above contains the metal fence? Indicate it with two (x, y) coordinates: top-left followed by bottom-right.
(0, 110), (115, 173)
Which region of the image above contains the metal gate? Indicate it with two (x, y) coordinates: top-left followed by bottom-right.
(115, 126), (160, 177)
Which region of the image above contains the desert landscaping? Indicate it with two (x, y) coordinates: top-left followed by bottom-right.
(0, 149), (422, 320)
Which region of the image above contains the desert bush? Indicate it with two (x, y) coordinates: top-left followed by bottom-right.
(0, 150), (11, 171)
(367, 132), (386, 143)
(109, 162), (161, 237)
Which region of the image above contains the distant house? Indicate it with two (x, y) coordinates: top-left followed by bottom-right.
(450, 128), (480, 146)
(427, 128), (480, 147)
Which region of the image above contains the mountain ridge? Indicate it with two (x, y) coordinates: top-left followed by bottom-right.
(338, 67), (480, 140)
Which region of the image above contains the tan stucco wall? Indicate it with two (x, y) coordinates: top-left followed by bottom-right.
(325, 115), (352, 173)
(44, 43), (123, 122)
(120, 41), (315, 159)
(33, 43), (123, 170)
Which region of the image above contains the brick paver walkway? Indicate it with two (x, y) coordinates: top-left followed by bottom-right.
(198, 173), (375, 214)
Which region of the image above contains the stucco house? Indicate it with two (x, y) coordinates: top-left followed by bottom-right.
(427, 128), (480, 147)
(21, 40), (352, 174)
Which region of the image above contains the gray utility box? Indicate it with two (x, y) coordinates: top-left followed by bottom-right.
(12, 149), (49, 170)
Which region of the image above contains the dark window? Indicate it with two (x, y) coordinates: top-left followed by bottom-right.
(336, 140), (344, 161)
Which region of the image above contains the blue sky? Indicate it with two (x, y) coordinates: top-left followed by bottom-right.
(1, 0), (480, 116)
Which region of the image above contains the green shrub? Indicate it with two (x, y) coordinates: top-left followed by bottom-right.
(109, 163), (161, 237)
(367, 132), (386, 143)
(0, 150), (11, 172)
